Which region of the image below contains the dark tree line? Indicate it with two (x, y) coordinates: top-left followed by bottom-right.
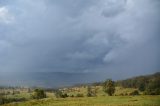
(90, 72), (160, 95)
(116, 72), (160, 95)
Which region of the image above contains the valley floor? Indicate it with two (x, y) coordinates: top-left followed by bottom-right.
(2, 95), (160, 106)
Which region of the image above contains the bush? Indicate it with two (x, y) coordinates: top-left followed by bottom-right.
(76, 93), (84, 97)
(87, 86), (96, 97)
(0, 96), (4, 105)
(32, 89), (46, 99)
(144, 88), (160, 95)
(0, 97), (26, 105)
(70, 95), (74, 97)
(62, 93), (68, 98)
(55, 90), (62, 98)
(55, 90), (68, 98)
(119, 93), (124, 96)
(129, 90), (139, 96)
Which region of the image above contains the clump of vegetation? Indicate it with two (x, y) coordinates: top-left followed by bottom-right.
(54, 90), (68, 98)
(103, 79), (115, 96)
(129, 90), (139, 96)
(62, 93), (68, 98)
(70, 95), (74, 97)
(87, 86), (96, 97)
(144, 78), (160, 95)
(0, 94), (26, 105)
(76, 93), (84, 97)
(116, 72), (160, 95)
(0, 94), (4, 105)
(32, 89), (46, 99)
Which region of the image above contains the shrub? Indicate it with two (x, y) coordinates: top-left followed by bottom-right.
(62, 93), (68, 98)
(87, 86), (96, 97)
(144, 88), (160, 95)
(55, 90), (68, 98)
(32, 89), (46, 99)
(0, 96), (26, 105)
(119, 93), (124, 96)
(76, 93), (84, 97)
(129, 90), (139, 96)
(70, 95), (74, 97)
(0, 96), (4, 105)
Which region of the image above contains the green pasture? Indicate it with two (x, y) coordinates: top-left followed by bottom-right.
(2, 95), (160, 106)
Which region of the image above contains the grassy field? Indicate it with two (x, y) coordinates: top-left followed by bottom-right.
(60, 86), (139, 97)
(1, 95), (160, 106)
(1, 86), (160, 106)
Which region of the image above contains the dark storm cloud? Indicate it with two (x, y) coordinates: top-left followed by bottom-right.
(102, 0), (127, 17)
(0, 0), (159, 76)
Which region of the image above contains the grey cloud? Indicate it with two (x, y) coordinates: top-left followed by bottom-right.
(45, 0), (98, 17)
(102, 0), (127, 17)
(0, 0), (159, 77)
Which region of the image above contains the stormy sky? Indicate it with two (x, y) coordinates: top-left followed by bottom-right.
(0, 0), (160, 80)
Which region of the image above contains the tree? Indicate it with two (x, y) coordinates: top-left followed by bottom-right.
(87, 86), (96, 97)
(138, 83), (145, 91)
(103, 79), (115, 96)
(87, 86), (92, 97)
(32, 89), (46, 99)
(144, 78), (160, 95)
